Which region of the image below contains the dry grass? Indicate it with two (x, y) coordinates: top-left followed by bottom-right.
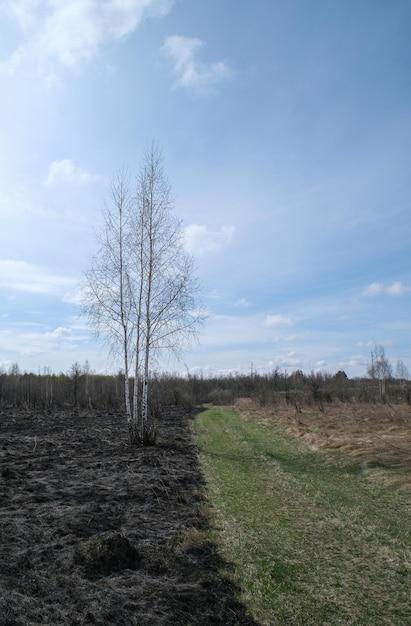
(235, 398), (411, 491)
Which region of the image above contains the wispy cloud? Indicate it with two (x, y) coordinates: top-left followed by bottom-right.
(340, 355), (370, 367)
(0, 189), (40, 219)
(184, 224), (235, 254)
(0, 325), (85, 366)
(357, 340), (393, 349)
(264, 314), (293, 328)
(272, 333), (305, 343)
(206, 289), (229, 300)
(0, 0), (174, 76)
(0, 259), (76, 295)
(161, 35), (231, 93)
(234, 298), (252, 308)
(362, 281), (411, 297)
(44, 159), (102, 186)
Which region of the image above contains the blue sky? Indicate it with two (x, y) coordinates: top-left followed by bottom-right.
(1, 0), (410, 378)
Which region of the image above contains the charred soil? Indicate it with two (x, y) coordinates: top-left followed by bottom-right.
(0, 407), (257, 625)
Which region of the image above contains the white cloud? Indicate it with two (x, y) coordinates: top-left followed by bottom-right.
(184, 224), (235, 254)
(1, 0), (174, 76)
(339, 355), (370, 370)
(267, 353), (304, 370)
(272, 333), (305, 343)
(63, 288), (83, 305)
(0, 259), (76, 295)
(0, 188), (85, 221)
(45, 327), (72, 340)
(206, 289), (228, 300)
(1, 2), (38, 31)
(357, 340), (393, 349)
(44, 159), (102, 186)
(0, 325), (86, 367)
(161, 35), (231, 93)
(264, 314), (293, 328)
(234, 298), (251, 308)
(0, 189), (43, 219)
(356, 341), (375, 348)
(362, 281), (411, 297)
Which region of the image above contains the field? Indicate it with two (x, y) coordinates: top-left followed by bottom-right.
(235, 398), (411, 491)
(1, 401), (410, 625)
(0, 407), (256, 625)
(195, 400), (411, 625)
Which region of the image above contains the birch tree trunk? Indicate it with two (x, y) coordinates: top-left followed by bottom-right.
(131, 141), (203, 443)
(83, 145), (203, 445)
(82, 171), (134, 437)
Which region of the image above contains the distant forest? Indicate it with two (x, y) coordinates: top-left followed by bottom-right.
(1, 360), (410, 411)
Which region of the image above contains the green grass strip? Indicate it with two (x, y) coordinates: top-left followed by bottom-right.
(194, 406), (411, 625)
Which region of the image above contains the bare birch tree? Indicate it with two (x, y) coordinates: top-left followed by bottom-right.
(132, 142), (201, 441)
(367, 345), (392, 399)
(83, 145), (202, 444)
(395, 359), (409, 390)
(83, 171), (135, 436)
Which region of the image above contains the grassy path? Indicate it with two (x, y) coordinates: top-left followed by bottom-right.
(194, 406), (411, 625)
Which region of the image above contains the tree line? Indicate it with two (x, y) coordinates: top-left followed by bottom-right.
(1, 358), (409, 412)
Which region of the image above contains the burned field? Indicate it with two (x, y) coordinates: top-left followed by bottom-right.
(0, 408), (256, 625)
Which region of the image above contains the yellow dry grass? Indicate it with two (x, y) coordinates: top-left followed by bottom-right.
(234, 398), (411, 491)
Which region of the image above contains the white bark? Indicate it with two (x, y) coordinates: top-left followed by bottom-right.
(83, 170), (134, 429)
(368, 345), (392, 399)
(83, 145), (203, 443)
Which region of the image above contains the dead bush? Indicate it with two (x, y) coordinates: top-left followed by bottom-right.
(73, 531), (141, 578)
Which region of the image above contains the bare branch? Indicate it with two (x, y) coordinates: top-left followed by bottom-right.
(82, 145), (203, 443)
